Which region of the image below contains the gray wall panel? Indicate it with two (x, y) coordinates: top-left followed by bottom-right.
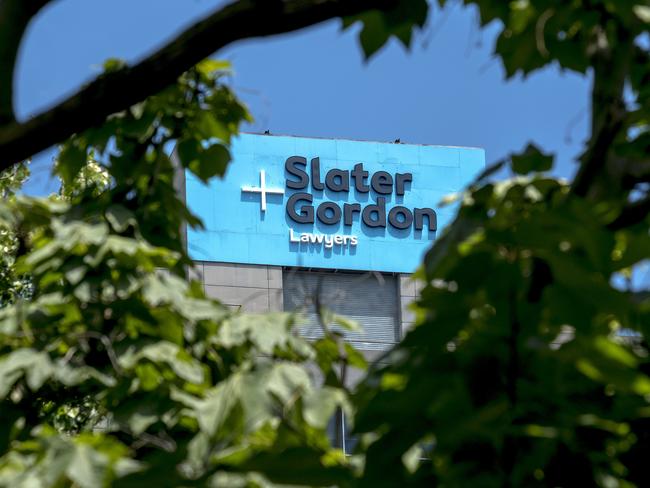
(193, 261), (418, 347)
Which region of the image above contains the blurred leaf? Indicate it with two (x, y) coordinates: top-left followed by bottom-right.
(196, 59), (231, 77)
(343, 0), (428, 58)
(103, 58), (127, 72)
(303, 387), (347, 429)
(57, 141), (87, 186)
(105, 205), (135, 233)
(191, 144), (230, 182)
(633, 5), (650, 23)
(510, 143), (554, 175)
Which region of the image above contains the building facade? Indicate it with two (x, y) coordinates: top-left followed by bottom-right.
(184, 133), (485, 358)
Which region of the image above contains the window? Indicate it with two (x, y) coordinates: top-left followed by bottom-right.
(282, 269), (400, 351)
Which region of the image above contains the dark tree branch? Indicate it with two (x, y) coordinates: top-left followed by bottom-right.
(0, 0), (54, 124)
(618, 155), (650, 190)
(571, 104), (626, 198)
(0, 0), (396, 171)
(571, 25), (635, 199)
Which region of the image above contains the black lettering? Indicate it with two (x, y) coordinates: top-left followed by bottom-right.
(351, 163), (370, 193)
(362, 197), (386, 228)
(343, 203), (361, 226)
(325, 169), (350, 192)
(395, 173), (412, 195)
(371, 171), (393, 194)
(285, 156), (308, 189)
(414, 207), (437, 231)
(317, 202), (342, 225)
(311, 157), (324, 190)
(388, 206), (413, 229)
(287, 192), (314, 223)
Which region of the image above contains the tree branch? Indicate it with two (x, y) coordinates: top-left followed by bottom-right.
(0, 0), (396, 171)
(0, 0), (53, 124)
(571, 25), (634, 199)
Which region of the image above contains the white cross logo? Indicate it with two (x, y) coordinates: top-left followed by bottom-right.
(241, 169), (285, 212)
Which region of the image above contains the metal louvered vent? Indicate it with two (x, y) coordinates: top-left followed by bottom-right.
(282, 270), (399, 351)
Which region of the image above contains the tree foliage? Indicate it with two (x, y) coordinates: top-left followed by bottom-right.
(0, 0), (648, 487)
(353, 1), (650, 486)
(0, 63), (362, 487)
(0, 161), (30, 306)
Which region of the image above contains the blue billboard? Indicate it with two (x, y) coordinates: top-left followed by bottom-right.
(186, 133), (484, 273)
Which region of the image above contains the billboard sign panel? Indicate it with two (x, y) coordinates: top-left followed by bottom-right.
(186, 133), (484, 273)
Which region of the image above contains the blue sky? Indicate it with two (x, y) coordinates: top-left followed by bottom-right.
(17, 0), (590, 195)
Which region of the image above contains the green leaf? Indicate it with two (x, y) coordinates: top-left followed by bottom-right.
(176, 138), (201, 169)
(119, 342), (204, 385)
(191, 144), (230, 182)
(67, 444), (105, 488)
(344, 0), (428, 58)
(195, 112), (226, 140)
(103, 58), (127, 72)
(344, 343), (368, 370)
(510, 143), (554, 174)
(195, 374), (242, 434)
(128, 410), (160, 436)
(633, 5), (650, 23)
(105, 205), (136, 233)
(509, 0), (534, 34)
(303, 387), (347, 429)
(196, 59), (231, 78)
(331, 313), (361, 332)
(217, 313), (312, 357)
(401, 442), (424, 474)
(57, 141), (87, 186)
(178, 139), (231, 183)
(135, 363), (162, 391)
(0, 349), (53, 397)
